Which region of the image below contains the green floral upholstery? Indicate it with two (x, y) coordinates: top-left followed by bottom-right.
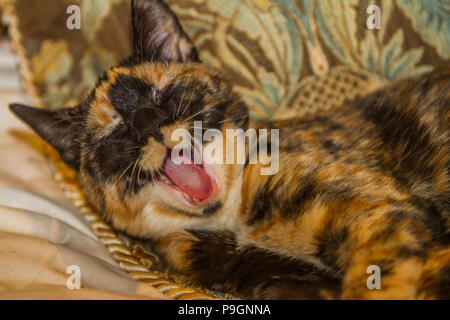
(1, 0), (449, 119)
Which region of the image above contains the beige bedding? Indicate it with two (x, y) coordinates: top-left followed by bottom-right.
(0, 40), (166, 299)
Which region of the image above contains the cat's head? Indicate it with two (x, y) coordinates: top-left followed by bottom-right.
(10, 0), (249, 237)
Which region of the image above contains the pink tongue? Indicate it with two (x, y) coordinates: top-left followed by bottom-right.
(163, 157), (213, 201)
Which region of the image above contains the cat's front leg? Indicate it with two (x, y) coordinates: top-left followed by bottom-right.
(154, 230), (341, 299)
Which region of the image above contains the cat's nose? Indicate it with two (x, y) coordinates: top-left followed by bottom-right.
(132, 105), (168, 140)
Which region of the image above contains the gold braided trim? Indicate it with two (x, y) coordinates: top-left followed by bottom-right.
(0, 1), (218, 300)
(0, 1), (42, 107)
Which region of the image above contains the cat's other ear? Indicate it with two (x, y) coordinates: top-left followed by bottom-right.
(9, 103), (84, 171)
(131, 0), (199, 62)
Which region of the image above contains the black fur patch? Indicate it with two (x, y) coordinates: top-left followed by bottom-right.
(355, 88), (442, 189)
(184, 230), (341, 299)
(202, 201), (222, 216)
(108, 74), (168, 142)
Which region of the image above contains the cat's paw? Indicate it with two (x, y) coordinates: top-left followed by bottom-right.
(153, 231), (198, 273)
(253, 278), (341, 300)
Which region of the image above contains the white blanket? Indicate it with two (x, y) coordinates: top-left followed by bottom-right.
(0, 39), (166, 299)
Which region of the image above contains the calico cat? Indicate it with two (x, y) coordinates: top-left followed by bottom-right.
(10, 0), (449, 299)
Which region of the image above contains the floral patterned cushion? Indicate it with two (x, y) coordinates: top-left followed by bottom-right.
(1, 0), (449, 119)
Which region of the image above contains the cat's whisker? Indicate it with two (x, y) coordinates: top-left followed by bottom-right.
(47, 115), (87, 130)
(188, 125), (217, 130)
(174, 94), (185, 120)
(184, 104), (219, 122)
(181, 94), (195, 117)
(114, 160), (136, 186)
(137, 165), (143, 186)
(130, 155), (141, 189)
(217, 116), (246, 125)
(149, 46), (157, 63)
(121, 147), (141, 156)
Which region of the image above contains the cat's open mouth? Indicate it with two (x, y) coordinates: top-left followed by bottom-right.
(158, 149), (219, 208)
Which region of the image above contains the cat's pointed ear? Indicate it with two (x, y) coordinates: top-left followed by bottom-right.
(9, 103), (84, 170)
(131, 0), (199, 62)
